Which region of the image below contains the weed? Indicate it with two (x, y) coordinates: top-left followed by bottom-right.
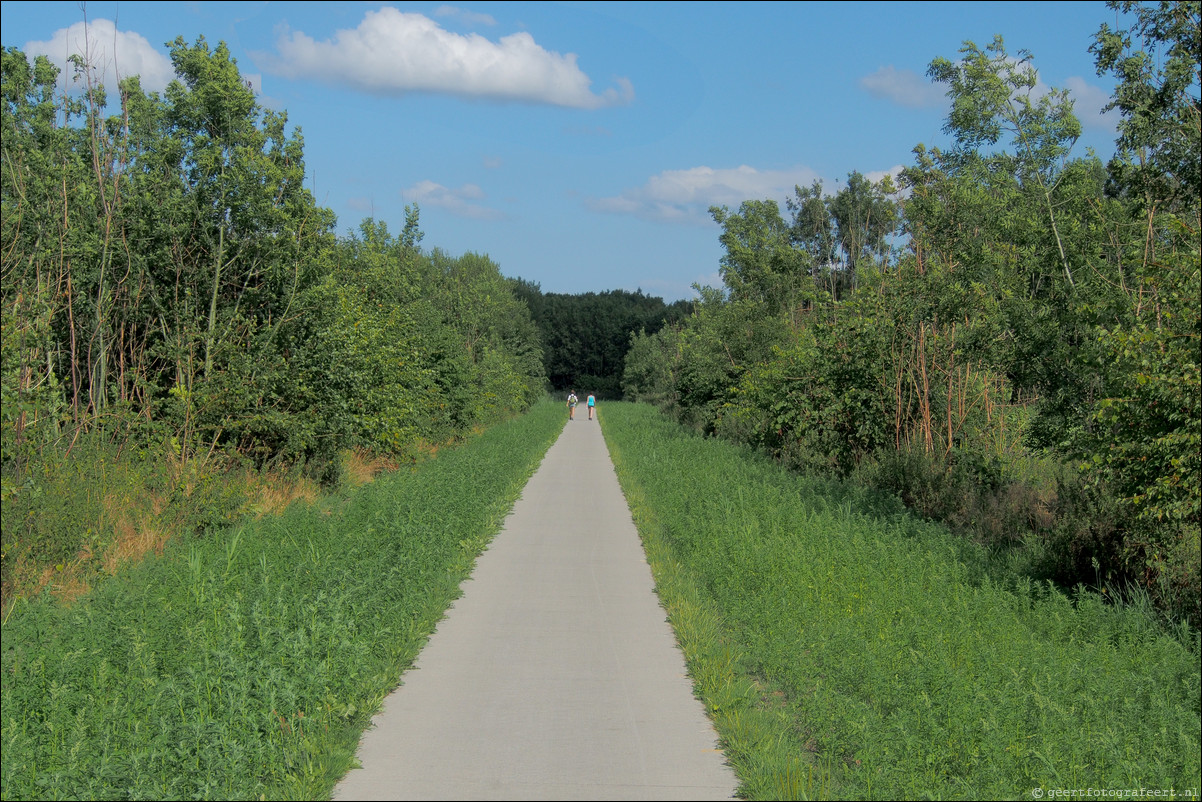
(0, 400), (566, 800)
(602, 402), (1201, 801)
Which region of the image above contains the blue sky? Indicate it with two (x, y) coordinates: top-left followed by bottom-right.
(1, 1), (1124, 301)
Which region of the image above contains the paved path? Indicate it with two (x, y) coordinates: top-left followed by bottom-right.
(332, 412), (738, 801)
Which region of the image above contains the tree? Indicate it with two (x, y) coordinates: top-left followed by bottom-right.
(420, 248), (547, 416)
(710, 200), (811, 312)
(787, 180), (838, 274)
(523, 287), (684, 398)
(144, 36), (335, 459)
(1083, 1), (1202, 622)
(1, 49), (78, 470)
(1092, 0), (1201, 218)
(827, 171), (899, 282)
(928, 36), (1084, 288)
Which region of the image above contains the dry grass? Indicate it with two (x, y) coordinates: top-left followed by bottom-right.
(237, 448), (403, 518)
(245, 470), (321, 518)
(2, 447), (406, 615)
(100, 492), (170, 575)
(22, 491), (172, 606)
(39, 562), (92, 605)
(342, 448), (399, 488)
(18, 541), (99, 608)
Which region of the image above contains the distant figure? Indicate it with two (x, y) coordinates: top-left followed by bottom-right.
(567, 391), (578, 420)
(587, 393), (596, 420)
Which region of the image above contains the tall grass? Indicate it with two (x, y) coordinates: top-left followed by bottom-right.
(0, 399), (565, 800)
(602, 402), (1200, 800)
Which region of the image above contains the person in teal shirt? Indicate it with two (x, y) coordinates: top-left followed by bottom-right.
(587, 393), (596, 420)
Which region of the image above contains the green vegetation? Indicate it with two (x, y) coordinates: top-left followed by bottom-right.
(624, 4), (1201, 627)
(515, 283), (691, 399)
(2, 3), (1199, 799)
(602, 401), (1201, 800)
(0, 399), (564, 801)
(2, 39), (546, 597)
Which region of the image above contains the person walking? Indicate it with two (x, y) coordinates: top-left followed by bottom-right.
(587, 393), (596, 420)
(566, 391), (578, 420)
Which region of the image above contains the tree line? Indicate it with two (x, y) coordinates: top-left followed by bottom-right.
(514, 283), (691, 399)
(1, 37), (546, 585)
(2, 4), (1197, 627)
(623, 2), (1200, 626)
(0, 36), (549, 468)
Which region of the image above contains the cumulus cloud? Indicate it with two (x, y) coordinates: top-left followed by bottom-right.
(1064, 76), (1119, 133)
(860, 65), (947, 109)
(403, 180), (507, 221)
(261, 8), (634, 108)
(587, 165), (822, 224)
(24, 19), (175, 93)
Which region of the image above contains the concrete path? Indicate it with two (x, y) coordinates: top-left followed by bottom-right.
(332, 412), (739, 801)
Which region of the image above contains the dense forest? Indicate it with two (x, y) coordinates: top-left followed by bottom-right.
(624, 3), (1200, 626)
(2, 1), (1199, 630)
(515, 283), (691, 399)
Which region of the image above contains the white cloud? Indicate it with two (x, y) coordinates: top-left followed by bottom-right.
(860, 66), (947, 109)
(635, 276), (708, 303)
(403, 180), (507, 221)
(588, 165), (822, 224)
(242, 72), (264, 95)
(864, 60), (1117, 140)
(261, 8), (634, 108)
(862, 165), (906, 190)
(1023, 70), (1117, 135)
(434, 6), (498, 27)
(1064, 76), (1119, 133)
(24, 19), (175, 93)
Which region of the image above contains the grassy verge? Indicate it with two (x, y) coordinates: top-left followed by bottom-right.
(2, 430), (429, 612)
(601, 402), (1200, 801)
(0, 399), (565, 800)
